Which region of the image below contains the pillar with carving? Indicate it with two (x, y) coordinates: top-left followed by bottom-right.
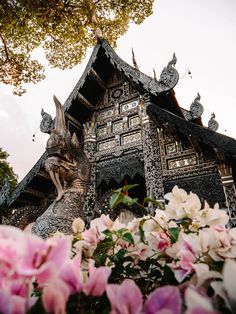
(83, 118), (97, 222)
(218, 161), (236, 225)
(140, 95), (164, 207)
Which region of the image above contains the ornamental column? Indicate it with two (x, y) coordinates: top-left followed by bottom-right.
(83, 118), (97, 223)
(218, 161), (236, 226)
(140, 95), (165, 207)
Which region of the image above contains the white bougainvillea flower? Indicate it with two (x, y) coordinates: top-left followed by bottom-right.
(197, 201), (229, 227)
(165, 186), (201, 220)
(90, 214), (113, 232)
(185, 286), (216, 313)
(223, 259), (236, 304)
(72, 217), (85, 234)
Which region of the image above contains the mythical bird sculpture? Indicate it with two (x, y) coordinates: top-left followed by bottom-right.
(32, 96), (91, 237)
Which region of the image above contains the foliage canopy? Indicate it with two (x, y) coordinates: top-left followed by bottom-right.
(0, 147), (18, 191)
(0, 0), (154, 95)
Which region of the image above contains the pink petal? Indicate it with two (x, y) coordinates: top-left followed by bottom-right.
(83, 261), (111, 296)
(60, 254), (83, 294)
(0, 290), (12, 314)
(11, 295), (27, 314)
(46, 236), (72, 270)
(187, 309), (218, 314)
(106, 279), (143, 314)
(17, 233), (49, 276)
(42, 278), (70, 314)
(143, 286), (181, 314)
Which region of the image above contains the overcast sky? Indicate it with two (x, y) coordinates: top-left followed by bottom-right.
(0, 0), (236, 181)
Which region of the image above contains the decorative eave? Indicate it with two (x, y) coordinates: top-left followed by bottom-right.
(147, 103), (236, 160)
(101, 40), (179, 95)
(7, 153), (47, 207)
(63, 39), (179, 112)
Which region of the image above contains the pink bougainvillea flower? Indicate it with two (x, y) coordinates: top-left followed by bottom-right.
(143, 285), (181, 314)
(0, 225), (27, 279)
(82, 227), (103, 249)
(106, 279), (143, 314)
(0, 288), (27, 314)
(156, 231), (170, 252)
(168, 247), (195, 283)
(60, 254), (83, 294)
(45, 235), (72, 270)
(42, 277), (70, 314)
(17, 232), (49, 277)
(83, 260), (111, 296)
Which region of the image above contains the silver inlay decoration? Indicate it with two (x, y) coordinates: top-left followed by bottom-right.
(168, 155), (197, 170)
(97, 108), (114, 121)
(166, 143), (177, 154)
(113, 120), (123, 132)
(122, 131), (141, 145)
(97, 126), (107, 137)
(129, 115), (140, 127)
(120, 100), (138, 113)
(98, 138), (116, 151)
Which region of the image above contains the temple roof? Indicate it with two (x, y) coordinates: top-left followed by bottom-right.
(3, 39), (236, 208)
(147, 104), (236, 161)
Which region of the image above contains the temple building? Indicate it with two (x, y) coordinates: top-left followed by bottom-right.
(1, 39), (236, 231)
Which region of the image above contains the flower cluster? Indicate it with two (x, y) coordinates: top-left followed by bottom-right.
(0, 186), (236, 313)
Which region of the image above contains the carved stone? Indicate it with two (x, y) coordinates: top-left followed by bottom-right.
(40, 109), (54, 133)
(32, 96), (91, 238)
(208, 113), (219, 132)
(0, 178), (10, 206)
(189, 93), (204, 119)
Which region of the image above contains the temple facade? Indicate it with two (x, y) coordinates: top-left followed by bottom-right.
(1, 39), (236, 230)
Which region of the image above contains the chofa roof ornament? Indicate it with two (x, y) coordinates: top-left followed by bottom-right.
(190, 93), (204, 119)
(132, 48), (139, 70)
(208, 113), (219, 132)
(159, 53), (179, 89)
(40, 109), (54, 134)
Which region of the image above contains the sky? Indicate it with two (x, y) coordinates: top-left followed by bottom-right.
(0, 0), (236, 181)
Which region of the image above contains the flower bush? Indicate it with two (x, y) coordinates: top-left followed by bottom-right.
(0, 185), (236, 313)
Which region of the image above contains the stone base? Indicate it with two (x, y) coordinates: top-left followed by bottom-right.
(32, 190), (85, 238)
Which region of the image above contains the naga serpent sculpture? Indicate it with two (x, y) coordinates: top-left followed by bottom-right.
(32, 96), (91, 238)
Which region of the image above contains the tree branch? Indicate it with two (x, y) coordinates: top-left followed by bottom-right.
(0, 32), (9, 63)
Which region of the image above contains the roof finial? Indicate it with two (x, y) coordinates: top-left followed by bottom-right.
(208, 112), (219, 132)
(189, 92), (204, 119)
(92, 14), (103, 43)
(95, 28), (103, 43)
(132, 48), (139, 70)
(153, 68), (157, 81)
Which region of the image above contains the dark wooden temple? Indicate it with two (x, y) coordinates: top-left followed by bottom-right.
(1, 39), (236, 227)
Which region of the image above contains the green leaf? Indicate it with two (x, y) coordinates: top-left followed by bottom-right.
(138, 219), (148, 244)
(168, 227), (180, 243)
(92, 239), (114, 266)
(122, 232), (134, 244)
(139, 225), (146, 244)
(110, 248), (127, 263)
(143, 197), (165, 209)
(121, 195), (138, 207)
(102, 229), (113, 240)
(177, 218), (192, 228)
(110, 191), (139, 209)
(121, 184), (139, 192)
(109, 192), (124, 209)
